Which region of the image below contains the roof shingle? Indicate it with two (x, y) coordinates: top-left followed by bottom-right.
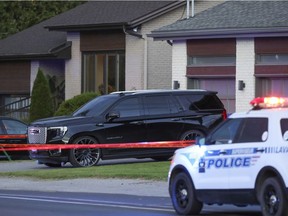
(151, 1), (288, 40)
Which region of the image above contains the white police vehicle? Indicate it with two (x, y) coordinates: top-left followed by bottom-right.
(168, 97), (288, 216)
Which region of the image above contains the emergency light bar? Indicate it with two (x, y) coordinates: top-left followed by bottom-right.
(250, 97), (288, 109)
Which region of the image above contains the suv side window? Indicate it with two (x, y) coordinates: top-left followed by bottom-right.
(144, 95), (180, 115)
(177, 94), (223, 111)
(111, 97), (142, 118)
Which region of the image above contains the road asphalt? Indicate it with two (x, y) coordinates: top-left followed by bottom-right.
(0, 160), (169, 197)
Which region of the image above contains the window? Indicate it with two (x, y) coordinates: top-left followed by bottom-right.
(111, 98), (142, 118)
(82, 52), (125, 94)
(144, 96), (180, 115)
(256, 78), (288, 98)
(2, 120), (27, 135)
(280, 119), (288, 140)
(187, 56), (236, 66)
(236, 118), (268, 143)
(256, 54), (288, 64)
(188, 78), (235, 114)
(207, 118), (242, 145)
(207, 117), (268, 145)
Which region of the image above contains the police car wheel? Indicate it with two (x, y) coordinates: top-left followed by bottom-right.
(259, 177), (288, 216)
(170, 172), (203, 215)
(69, 136), (101, 167)
(180, 130), (205, 141)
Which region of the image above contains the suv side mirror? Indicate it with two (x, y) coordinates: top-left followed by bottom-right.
(107, 111), (120, 121)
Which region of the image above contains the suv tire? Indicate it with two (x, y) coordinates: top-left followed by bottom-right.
(170, 172), (203, 215)
(258, 177), (288, 216)
(69, 136), (101, 167)
(180, 130), (205, 141)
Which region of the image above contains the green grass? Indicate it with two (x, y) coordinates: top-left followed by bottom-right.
(0, 161), (170, 181)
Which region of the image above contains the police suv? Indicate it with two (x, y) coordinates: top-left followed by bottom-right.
(168, 97), (288, 216)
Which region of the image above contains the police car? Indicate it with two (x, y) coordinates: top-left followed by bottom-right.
(168, 97), (288, 216)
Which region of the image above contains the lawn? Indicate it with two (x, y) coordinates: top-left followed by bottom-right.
(0, 161), (170, 181)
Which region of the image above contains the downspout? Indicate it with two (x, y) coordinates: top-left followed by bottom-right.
(186, 0), (195, 18)
(123, 25), (146, 89)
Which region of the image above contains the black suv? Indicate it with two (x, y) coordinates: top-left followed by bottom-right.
(28, 90), (226, 167)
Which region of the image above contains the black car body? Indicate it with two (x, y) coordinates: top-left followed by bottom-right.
(0, 116), (28, 160)
(28, 90), (227, 167)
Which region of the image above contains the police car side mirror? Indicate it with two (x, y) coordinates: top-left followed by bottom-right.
(196, 137), (205, 146)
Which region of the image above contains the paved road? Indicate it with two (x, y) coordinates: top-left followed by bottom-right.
(0, 160), (262, 215)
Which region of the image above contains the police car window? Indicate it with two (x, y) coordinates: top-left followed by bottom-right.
(280, 119), (288, 140)
(111, 97), (142, 117)
(236, 118), (268, 143)
(207, 118), (242, 145)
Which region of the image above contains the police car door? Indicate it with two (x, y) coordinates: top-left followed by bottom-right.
(226, 117), (268, 190)
(196, 118), (243, 190)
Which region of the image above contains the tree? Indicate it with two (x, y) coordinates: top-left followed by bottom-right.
(0, 1), (84, 39)
(30, 69), (54, 122)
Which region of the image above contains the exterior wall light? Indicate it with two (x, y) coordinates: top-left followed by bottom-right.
(238, 80), (246, 91)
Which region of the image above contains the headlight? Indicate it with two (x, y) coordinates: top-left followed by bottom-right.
(47, 126), (68, 139)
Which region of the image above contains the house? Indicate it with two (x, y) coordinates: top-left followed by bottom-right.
(150, 0), (288, 113)
(0, 0), (225, 118)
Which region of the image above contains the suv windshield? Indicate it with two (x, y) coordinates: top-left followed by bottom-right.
(73, 95), (119, 117)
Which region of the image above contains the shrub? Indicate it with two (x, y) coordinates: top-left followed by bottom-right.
(54, 92), (99, 116)
(30, 69), (54, 122)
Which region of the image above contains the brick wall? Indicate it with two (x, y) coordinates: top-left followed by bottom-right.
(172, 41), (187, 89)
(126, 6), (187, 90)
(236, 38), (255, 112)
(65, 32), (81, 100)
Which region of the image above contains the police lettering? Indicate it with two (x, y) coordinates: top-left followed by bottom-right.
(207, 157), (251, 169)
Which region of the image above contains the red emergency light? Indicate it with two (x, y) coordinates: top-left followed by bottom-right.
(250, 97), (288, 109)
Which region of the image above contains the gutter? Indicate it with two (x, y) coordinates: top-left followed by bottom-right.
(149, 27), (288, 40)
(0, 42), (72, 61)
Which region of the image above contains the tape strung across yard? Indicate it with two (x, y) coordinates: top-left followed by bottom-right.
(0, 140), (194, 151)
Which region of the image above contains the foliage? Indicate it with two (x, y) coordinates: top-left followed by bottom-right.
(54, 92), (99, 116)
(0, 1), (84, 39)
(0, 161), (170, 181)
(30, 69), (54, 122)
(46, 74), (65, 112)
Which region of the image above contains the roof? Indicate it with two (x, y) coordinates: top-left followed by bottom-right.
(0, 1), (184, 61)
(150, 0), (288, 40)
(46, 1), (185, 31)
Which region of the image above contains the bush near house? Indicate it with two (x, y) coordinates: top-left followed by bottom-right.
(54, 92), (99, 116)
(30, 69), (54, 122)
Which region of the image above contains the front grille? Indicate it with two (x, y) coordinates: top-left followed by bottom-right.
(28, 126), (47, 144)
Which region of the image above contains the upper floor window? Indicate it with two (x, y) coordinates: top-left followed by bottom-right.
(256, 54), (288, 65)
(187, 56), (236, 66)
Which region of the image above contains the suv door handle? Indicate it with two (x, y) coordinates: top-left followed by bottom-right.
(130, 121), (144, 125)
(172, 118), (181, 121)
